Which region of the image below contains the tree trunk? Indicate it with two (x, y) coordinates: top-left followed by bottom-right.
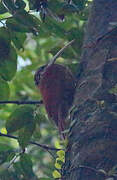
(62, 0), (117, 179)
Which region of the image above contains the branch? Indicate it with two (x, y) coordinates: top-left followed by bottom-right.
(0, 132), (61, 151)
(0, 100), (43, 105)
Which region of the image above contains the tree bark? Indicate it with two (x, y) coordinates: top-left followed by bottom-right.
(62, 0), (117, 179)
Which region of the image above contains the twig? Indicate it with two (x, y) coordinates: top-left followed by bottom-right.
(0, 100), (43, 105)
(0, 132), (62, 151)
(7, 153), (21, 169)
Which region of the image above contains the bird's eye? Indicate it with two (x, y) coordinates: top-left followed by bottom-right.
(34, 65), (46, 86)
(34, 72), (40, 86)
(37, 73), (41, 83)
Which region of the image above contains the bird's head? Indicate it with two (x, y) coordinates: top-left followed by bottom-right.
(34, 65), (46, 86)
(34, 40), (75, 86)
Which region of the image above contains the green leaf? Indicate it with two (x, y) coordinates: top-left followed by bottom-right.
(55, 157), (63, 169)
(6, 18), (31, 33)
(14, 10), (40, 34)
(0, 77), (10, 100)
(2, 0), (16, 12)
(62, 3), (79, 14)
(10, 32), (26, 49)
(0, 143), (14, 165)
(42, 18), (65, 38)
(72, 0), (86, 10)
(55, 163), (61, 169)
(0, 28), (17, 81)
(20, 153), (35, 177)
(0, 45), (17, 81)
(35, 112), (47, 124)
(56, 150), (65, 158)
(6, 105), (34, 133)
(18, 120), (36, 149)
(3, 0), (26, 12)
(0, 143), (13, 151)
(13, 162), (24, 177)
(15, 0), (26, 10)
(0, 27), (10, 42)
(48, 1), (64, 14)
(0, 150), (15, 164)
(0, 2), (7, 14)
(0, 27), (11, 58)
(56, 158), (64, 165)
(0, 170), (19, 180)
(52, 170), (61, 179)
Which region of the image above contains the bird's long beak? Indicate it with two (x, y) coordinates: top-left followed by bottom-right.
(48, 39), (75, 67)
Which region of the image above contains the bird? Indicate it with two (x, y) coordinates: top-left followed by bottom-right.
(34, 40), (76, 138)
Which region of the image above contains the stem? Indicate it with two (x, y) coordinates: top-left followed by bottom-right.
(0, 132), (62, 151)
(0, 100), (43, 105)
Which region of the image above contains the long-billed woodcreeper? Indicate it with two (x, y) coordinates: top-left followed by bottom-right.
(34, 40), (76, 138)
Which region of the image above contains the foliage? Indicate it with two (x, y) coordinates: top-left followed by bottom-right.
(0, 0), (92, 179)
